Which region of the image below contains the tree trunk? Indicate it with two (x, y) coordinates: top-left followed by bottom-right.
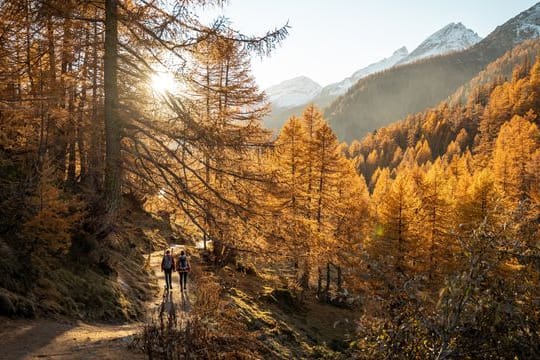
(76, 30), (91, 185)
(325, 261), (331, 294)
(204, 154), (210, 250)
(103, 0), (121, 226)
(300, 256), (310, 291)
(317, 266), (322, 297)
(87, 18), (101, 190)
(337, 266), (342, 292)
(66, 83), (77, 186)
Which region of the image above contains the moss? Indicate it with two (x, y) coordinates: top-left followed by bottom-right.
(231, 288), (276, 326)
(221, 262), (360, 359)
(311, 344), (346, 359)
(0, 240), (31, 294)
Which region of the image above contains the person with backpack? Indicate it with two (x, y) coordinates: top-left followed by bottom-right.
(176, 250), (190, 291)
(161, 249), (175, 290)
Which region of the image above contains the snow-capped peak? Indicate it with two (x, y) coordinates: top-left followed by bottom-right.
(320, 46), (409, 98)
(392, 46), (409, 57)
(399, 22), (482, 64)
(507, 2), (540, 42)
(264, 23), (482, 111)
(265, 76), (322, 109)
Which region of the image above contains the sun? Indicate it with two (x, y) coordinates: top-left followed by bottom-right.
(150, 72), (177, 94)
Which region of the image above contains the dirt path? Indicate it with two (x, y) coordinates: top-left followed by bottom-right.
(151, 245), (194, 319)
(0, 246), (194, 360)
(0, 319), (141, 360)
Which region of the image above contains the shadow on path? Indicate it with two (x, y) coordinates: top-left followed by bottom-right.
(0, 319), (73, 360)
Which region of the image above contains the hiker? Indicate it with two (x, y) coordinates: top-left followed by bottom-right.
(161, 249), (175, 290)
(176, 250), (190, 291)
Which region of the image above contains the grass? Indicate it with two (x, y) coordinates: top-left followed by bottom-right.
(0, 195), (173, 321)
(221, 261), (360, 359)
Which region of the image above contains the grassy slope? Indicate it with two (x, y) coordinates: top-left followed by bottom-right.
(0, 196), (171, 321)
(218, 264), (359, 359)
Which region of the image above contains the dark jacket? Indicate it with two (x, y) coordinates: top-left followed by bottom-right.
(161, 254), (176, 271)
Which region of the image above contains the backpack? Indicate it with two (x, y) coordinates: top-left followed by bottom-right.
(178, 255), (189, 272)
(163, 255), (173, 270)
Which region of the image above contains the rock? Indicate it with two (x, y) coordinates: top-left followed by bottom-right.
(260, 288), (299, 313)
(235, 262), (258, 276)
(0, 292), (15, 316)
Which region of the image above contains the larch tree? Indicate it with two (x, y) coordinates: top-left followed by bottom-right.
(97, 0), (287, 242)
(414, 139), (432, 165)
(183, 34), (272, 250)
(454, 168), (502, 237)
(103, 0), (121, 226)
(492, 114), (540, 208)
(309, 119), (351, 290)
(368, 170), (420, 279)
(416, 159), (454, 281)
(371, 167), (392, 221)
(270, 115), (311, 273)
(301, 104), (325, 218)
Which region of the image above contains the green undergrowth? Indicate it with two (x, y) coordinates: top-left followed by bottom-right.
(220, 264), (359, 359)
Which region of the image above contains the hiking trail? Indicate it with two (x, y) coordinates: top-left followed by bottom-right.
(0, 245), (196, 360)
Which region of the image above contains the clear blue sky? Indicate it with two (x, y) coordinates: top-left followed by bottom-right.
(201, 0), (539, 89)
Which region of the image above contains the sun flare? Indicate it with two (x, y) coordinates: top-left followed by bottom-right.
(150, 72), (177, 94)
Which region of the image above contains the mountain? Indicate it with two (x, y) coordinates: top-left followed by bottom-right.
(265, 76), (322, 110)
(348, 37), (540, 187)
(326, 2), (540, 143)
(264, 22), (481, 131)
(479, 1), (540, 54)
(398, 22), (481, 64)
(317, 22), (480, 104)
(318, 47), (409, 100)
(263, 47), (409, 130)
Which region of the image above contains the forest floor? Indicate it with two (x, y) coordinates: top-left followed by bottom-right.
(221, 263), (359, 358)
(0, 245), (191, 360)
(1, 241), (360, 359)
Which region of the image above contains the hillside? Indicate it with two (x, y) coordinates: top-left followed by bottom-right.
(326, 2), (540, 142)
(0, 193), (169, 320)
(347, 37), (540, 186)
(139, 250), (361, 359)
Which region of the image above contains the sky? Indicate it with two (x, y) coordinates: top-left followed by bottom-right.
(200, 0), (539, 89)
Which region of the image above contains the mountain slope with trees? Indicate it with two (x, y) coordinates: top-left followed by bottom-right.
(356, 52), (540, 357)
(348, 38), (540, 186)
(270, 35), (540, 358)
(1, 1), (540, 359)
(326, 2), (540, 142)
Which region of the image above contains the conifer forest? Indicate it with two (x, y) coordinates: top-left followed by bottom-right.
(1, 1), (540, 359)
